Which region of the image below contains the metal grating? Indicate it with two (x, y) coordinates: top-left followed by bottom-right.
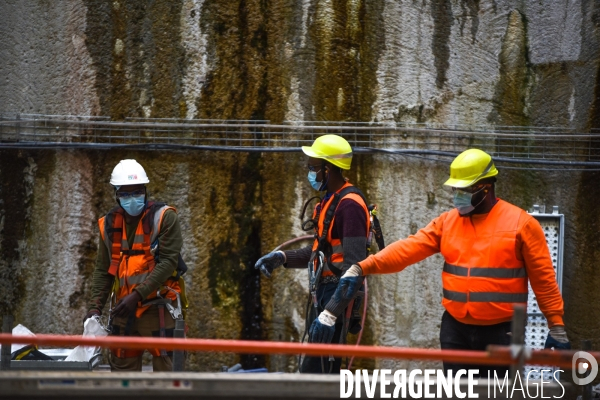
(525, 205), (564, 381)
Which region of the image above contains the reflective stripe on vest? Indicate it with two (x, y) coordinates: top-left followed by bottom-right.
(440, 199), (529, 322)
(443, 263), (528, 278)
(310, 183), (370, 277)
(119, 273), (149, 287)
(443, 288), (528, 303)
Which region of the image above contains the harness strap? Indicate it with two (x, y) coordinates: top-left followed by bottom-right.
(105, 202), (166, 276)
(157, 305), (168, 357)
(142, 202), (166, 235)
(371, 213), (385, 250)
(105, 207), (124, 276)
(121, 249), (146, 256)
(114, 314), (137, 358)
(317, 186), (368, 277)
(113, 348), (144, 359)
(140, 297), (171, 307)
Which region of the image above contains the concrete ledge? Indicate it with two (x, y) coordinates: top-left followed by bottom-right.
(0, 371), (571, 400)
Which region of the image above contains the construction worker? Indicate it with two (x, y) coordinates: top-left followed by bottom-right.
(345, 149), (570, 377)
(85, 159), (185, 372)
(255, 134), (370, 373)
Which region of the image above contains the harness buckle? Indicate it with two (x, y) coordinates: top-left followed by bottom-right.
(155, 287), (183, 320)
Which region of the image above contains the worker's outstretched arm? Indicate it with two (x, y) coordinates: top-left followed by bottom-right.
(283, 245), (312, 268)
(358, 215), (445, 275)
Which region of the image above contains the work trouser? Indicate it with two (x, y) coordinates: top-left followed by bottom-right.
(300, 281), (345, 374)
(109, 305), (176, 372)
(439, 311), (511, 379)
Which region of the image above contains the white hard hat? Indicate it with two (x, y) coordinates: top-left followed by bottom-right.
(110, 159), (150, 186)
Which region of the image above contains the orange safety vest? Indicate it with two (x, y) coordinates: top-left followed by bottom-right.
(311, 183), (370, 277)
(440, 200), (529, 323)
(98, 202), (181, 319)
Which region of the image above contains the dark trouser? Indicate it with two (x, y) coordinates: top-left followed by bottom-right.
(439, 311), (511, 379)
(109, 305), (176, 372)
(300, 281), (345, 374)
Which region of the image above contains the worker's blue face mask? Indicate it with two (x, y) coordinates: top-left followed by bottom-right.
(452, 185), (487, 216)
(453, 191), (474, 215)
(308, 171), (323, 191)
(119, 194), (146, 216)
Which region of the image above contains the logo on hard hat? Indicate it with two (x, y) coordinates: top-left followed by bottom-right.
(128, 174), (138, 180)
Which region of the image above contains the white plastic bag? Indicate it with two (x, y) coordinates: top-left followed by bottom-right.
(64, 317), (108, 362)
(11, 324), (36, 355)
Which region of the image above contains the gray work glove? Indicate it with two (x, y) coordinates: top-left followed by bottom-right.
(254, 251), (286, 278)
(544, 325), (571, 350)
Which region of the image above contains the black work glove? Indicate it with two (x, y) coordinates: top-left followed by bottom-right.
(324, 275), (363, 317)
(254, 251), (286, 278)
(544, 325), (571, 350)
(111, 291), (142, 318)
(83, 309), (101, 324)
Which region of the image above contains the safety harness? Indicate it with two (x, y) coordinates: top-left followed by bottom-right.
(302, 186), (385, 277)
(102, 201), (189, 359)
(299, 186), (386, 372)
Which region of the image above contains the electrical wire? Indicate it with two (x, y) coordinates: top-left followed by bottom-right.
(2, 142), (600, 171)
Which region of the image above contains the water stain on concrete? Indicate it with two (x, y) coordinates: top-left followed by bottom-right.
(0, 151), (29, 317)
(206, 152), (265, 369)
(488, 9), (530, 127)
(310, 0), (384, 121)
(431, 0), (453, 89)
(197, 0), (289, 122)
(459, 0), (480, 44)
(83, 1), (185, 119)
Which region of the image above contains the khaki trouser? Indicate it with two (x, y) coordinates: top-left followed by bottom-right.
(109, 305), (176, 372)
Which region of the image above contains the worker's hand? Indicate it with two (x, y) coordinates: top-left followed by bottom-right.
(342, 264), (363, 278)
(111, 291), (142, 319)
(335, 276), (362, 303)
(323, 273), (364, 318)
(83, 309), (101, 324)
(544, 325), (571, 350)
(254, 251), (286, 278)
(308, 310), (336, 344)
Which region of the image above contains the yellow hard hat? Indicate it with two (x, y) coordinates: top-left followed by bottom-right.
(444, 149), (498, 188)
(301, 134), (353, 170)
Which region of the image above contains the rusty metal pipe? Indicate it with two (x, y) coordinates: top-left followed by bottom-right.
(1, 333), (592, 368)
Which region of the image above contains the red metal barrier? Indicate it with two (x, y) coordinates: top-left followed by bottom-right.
(0, 333), (595, 369)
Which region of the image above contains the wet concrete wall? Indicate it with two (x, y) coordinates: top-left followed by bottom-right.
(1, 0), (600, 372)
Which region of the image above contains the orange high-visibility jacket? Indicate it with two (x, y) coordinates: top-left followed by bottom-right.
(98, 203), (181, 318)
(359, 199), (564, 326)
(312, 182), (370, 277)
